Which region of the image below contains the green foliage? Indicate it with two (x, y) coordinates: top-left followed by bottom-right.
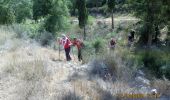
(129, 0), (169, 46)
(15, 4), (32, 23)
(0, 5), (15, 25)
(44, 0), (69, 34)
(68, 0), (77, 15)
(36, 31), (54, 46)
(77, 0), (88, 28)
(92, 38), (105, 54)
(106, 32), (117, 39)
(142, 51), (162, 77)
(138, 50), (170, 79)
(0, 0), (33, 24)
(87, 15), (95, 25)
(81, 41), (94, 63)
(107, 0), (115, 10)
(33, 0), (69, 34)
(33, 0), (52, 20)
(86, 0), (106, 8)
(107, 0), (115, 29)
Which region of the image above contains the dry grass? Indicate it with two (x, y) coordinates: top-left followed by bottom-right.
(1, 22), (169, 100)
(152, 79), (170, 96)
(0, 28), (14, 45)
(4, 58), (45, 81)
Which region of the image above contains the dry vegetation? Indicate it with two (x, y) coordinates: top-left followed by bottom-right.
(0, 27), (135, 100)
(0, 16), (169, 100)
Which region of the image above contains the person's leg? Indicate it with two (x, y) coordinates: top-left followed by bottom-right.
(79, 49), (83, 61)
(78, 49), (82, 61)
(67, 47), (71, 61)
(65, 48), (69, 61)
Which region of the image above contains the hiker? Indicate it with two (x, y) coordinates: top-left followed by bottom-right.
(109, 37), (116, 50)
(59, 34), (72, 61)
(72, 37), (84, 62)
(128, 30), (135, 47)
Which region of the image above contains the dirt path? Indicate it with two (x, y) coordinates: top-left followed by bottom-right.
(0, 42), (104, 100)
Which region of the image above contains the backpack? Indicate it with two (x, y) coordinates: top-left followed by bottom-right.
(110, 40), (115, 46)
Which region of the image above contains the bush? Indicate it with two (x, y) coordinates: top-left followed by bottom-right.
(62, 92), (82, 100)
(81, 41), (94, 63)
(36, 31), (54, 46)
(5, 59), (46, 81)
(92, 38), (105, 54)
(140, 50), (170, 79)
(0, 5), (15, 25)
(160, 62), (170, 79)
(87, 15), (95, 25)
(142, 51), (162, 77)
(106, 31), (117, 39)
(89, 54), (133, 82)
(11, 23), (40, 38)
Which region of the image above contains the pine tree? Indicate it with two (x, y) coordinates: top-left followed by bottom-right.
(33, 0), (69, 34)
(44, 0), (69, 34)
(77, 0), (88, 40)
(33, 0), (52, 20)
(0, 1), (15, 25)
(129, 0), (163, 46)
(108, 0), (115, 29)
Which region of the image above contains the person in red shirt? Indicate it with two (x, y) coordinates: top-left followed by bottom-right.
(60, 34), (72, 61)
(72, 37), (84, 62)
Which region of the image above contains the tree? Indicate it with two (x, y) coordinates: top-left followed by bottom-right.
(162, 0), (170, 46)
(33, 0), (52, 20)
(14, 1), (32, 23)
(0, 0), (33, 23)
(77, 0), (88, 40)
(129, 0), (163, 46)
(68, 0), (77, 16)
(108, 0), (115, 29)
(44, 0), (69, 34)
(0, 2), (15, 25)
(32, 0), (69, 34)
(86, 0), (105, 8)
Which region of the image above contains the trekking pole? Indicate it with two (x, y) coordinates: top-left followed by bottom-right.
(57, 37), (61, 61)
(59, 42), (60, 61)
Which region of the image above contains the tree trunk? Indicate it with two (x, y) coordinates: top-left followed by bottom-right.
(167, 23), (170, 47)
(148, 33), (152, 47)
(83, 25), (86, 40)
(111, 9), (114, 29)
(154, 25), (159, 43)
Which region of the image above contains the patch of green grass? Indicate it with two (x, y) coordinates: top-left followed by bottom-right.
(87, 15), (95, 25)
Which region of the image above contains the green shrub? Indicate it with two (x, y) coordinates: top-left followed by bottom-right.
(10, 23), (40, 38)
(160, 63), (170, 79)
(82, 41), (94, 63)
(92, 38), (105, 54)
(87, 15), (95, 25)
(142, 51), (162, 77)
(141, 50), (170, 79)
(0, 5), (15, 25)
(36, 31), (54, 46)
(106, 31), (117, 39)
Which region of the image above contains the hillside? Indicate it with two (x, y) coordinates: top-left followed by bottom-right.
(0, 0), (170, 99)
(0, 19), (169, 100)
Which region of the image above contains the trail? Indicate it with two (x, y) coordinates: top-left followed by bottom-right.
(0, 40), (115, 100)
(0, 39), (160, 100)
(71, 15), (139, 24)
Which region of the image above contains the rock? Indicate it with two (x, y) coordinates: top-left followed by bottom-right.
(135, 76), (150, 86)
(138, 70), (145, 76)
